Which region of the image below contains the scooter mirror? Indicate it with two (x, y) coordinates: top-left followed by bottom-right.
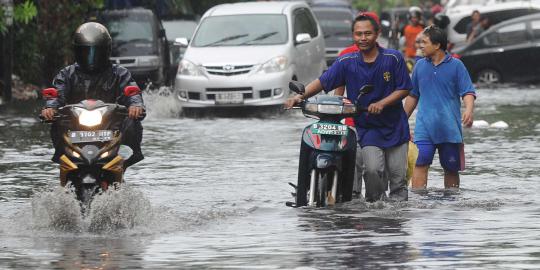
(289, 81), (305, 94)
(124, 85), (141, 97)
(42, 88), (58, 100)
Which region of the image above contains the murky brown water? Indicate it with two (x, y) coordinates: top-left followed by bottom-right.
(1, 86), (540, 269)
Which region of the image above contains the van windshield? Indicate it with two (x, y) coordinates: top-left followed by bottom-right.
(192, 14), (288, 47)
(101, 15), (157, 56)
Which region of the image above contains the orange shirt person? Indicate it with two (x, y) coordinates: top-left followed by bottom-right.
(403, 12), (424, 58)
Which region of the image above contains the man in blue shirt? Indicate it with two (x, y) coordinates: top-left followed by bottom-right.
(404, 25), (476, 190)
(285, 14), (412, 202)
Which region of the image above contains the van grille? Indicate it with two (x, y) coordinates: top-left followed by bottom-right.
(205, 65), (253, 76)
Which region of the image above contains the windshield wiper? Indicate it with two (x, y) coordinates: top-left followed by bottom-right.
(200, 34), (249, 47)
(239, 32), (278, 45)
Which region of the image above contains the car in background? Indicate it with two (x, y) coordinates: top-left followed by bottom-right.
(98, 8), (171, 88)
(312, 6), (355, 67)
(454, 13), (540, 84)
(174, 1), (326, 108)
(162, 17), (198, 85)
(445, 1), (540, 48)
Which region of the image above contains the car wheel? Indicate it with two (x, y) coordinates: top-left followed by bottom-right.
(476, 69), (501, 84)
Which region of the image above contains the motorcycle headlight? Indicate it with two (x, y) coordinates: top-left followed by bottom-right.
(74, 107), (107, 127)
(258, 56), (288, 74)
(178, 59), (202, 76)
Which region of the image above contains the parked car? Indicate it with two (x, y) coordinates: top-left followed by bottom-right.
(454, 13), (540, 83)
(174, 1), (326, 108)
(312, 6), (355, 67)
(445, 1), (540, 48)
(162, 18), (198, 85)
(98, 8), (171, 88)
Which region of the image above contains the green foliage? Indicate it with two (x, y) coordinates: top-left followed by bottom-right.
(13, 0), (36, 24)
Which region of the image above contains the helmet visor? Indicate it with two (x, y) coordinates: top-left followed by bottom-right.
(74, 45), (110, 72)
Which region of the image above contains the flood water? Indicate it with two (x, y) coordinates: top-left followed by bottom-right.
(1, 85), (540, 269)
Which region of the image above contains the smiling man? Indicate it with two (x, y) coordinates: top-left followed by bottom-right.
(285, 13), (412, 202)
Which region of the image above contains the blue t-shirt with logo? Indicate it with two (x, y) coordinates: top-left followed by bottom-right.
(319, 47), (412, 148)
(410, 53), (476, 144)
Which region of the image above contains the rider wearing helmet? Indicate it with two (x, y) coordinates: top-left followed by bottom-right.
(41, 22), (145, 169)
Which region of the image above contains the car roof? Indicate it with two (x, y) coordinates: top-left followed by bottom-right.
(204, 1), (308, 17)
(459, 12), (540, 52)
(100, 7), (155, 17)
(445, 1), (540, 16)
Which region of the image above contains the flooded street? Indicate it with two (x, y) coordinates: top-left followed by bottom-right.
(1, 86), (540, 269)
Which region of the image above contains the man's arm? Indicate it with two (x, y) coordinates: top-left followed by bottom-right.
(284, 79), (325, 109)
(368, 89), (409, 114)
(404, 95), (419, 119)
(462, 94), (475, 127)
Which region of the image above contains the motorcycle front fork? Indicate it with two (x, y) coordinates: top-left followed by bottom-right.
(308, 169), (339, 207)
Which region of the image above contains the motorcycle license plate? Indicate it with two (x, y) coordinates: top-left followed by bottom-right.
(215, 92), (243, 104)
(68, 130), (113, 143)
(311, 123), (348, 136)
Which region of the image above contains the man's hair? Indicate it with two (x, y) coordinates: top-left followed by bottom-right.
(472, 10), (480, 15)
(352, 14), (380, 33)
(423, 25), (447, 51)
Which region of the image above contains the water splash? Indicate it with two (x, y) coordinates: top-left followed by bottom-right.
(31, 187), (83, 232)
(87, 186), (154, 233)
(142, 87), (182, 118)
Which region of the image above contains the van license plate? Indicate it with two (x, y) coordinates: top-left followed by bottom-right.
(68, 130), (113, 143)
(311, 123), (348, 136)
(215, 92), (243, 104)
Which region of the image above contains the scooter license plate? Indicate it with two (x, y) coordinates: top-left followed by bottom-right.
(311, 123), (348, 136)
(68, 130), (113, 143)
(215, 92), (244, 104)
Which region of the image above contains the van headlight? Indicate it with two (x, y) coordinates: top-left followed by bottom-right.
(73, 107), (107, 127)
(178, 59), (202, 76)
(139, 56), (160, 67)
(258, 56), (288, 74)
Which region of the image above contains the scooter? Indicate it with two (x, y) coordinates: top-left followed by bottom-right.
(286, 81), (372, 207)
(40, 86), (144, 212)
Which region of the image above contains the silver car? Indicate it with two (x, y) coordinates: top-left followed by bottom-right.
(174, 2), (326, 108)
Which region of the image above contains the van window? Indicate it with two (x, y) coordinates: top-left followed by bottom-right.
(454, 9), (540, 34)
(192, 14), (288, 47)
(294, 9), (318, 38)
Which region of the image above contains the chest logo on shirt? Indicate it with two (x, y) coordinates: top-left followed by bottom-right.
(383, 71), (391, 82)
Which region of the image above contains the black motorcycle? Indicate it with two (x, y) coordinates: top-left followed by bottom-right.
(286, 81), (372, 207)
(40, 86), (144, 211)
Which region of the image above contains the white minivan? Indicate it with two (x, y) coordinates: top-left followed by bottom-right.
(174, 2), (326, 108)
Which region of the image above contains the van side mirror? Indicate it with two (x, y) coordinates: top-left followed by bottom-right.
(159, 29), (166, 38)
(289, 81), (305, 94)
(174, 37), (189, 47)
(42, 88), (58, 100)
(295, 33), (311, 45)
(124, 85), (141, 97)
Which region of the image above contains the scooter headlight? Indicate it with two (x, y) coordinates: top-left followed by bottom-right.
(73, 107), (107, 127)
(317, 104), (344, 114)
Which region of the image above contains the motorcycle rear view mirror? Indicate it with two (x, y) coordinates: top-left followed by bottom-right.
(42, 88), (58, 100)
(289, 81), (306, 95)
(124, 85), (141, 97)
